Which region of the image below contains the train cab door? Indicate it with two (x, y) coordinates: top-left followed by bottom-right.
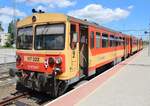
(70, 23), (80, 79)
(79, 24), (89, 78)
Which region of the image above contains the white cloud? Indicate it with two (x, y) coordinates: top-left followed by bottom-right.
(128, 5), (134, 10)
(68, 4), (132, 23)
(0, 15), (12, 32)
(0, 6), (26, 32)
(16, 0), (26, 2)
(0, 15), (12, 24)
(56, 0), (76, 8)
(16, 0), (76, 8)
(0, 6), (27, 17)
(49, 4), (55, 8)
(36, 5), (47, 11)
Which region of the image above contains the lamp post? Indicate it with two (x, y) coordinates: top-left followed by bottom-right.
(13, 0), (17, 47)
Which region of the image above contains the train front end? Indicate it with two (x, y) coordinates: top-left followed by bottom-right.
(9, 13), (70, 97)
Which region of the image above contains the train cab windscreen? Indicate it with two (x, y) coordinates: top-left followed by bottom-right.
(35, 24), (65, 50)
(17, 27), (33, 50)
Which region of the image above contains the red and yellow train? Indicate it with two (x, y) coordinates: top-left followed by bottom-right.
(9, 11), (143, 97)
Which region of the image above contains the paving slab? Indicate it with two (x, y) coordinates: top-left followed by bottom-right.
(76, 48), (150, 106)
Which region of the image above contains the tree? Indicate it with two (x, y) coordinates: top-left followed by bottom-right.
(0, 22), (4, 32)
(4, 41), (12, 48)
(7, 21), (15, 46)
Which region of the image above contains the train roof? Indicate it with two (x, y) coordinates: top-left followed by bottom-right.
(68, 15), (139, 38)
(68, 15), (122, 34)
(17, 13), (136, 37)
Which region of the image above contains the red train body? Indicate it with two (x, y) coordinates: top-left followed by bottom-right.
(9, 13), (143, 97)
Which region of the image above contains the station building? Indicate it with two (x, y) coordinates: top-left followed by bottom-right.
(0, 31), (9, 46)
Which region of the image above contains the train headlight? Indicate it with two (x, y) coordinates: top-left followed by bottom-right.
(16, 55), (21, 66)
(55, 57), (62, 65)
(48, 57), (55, 65)
(32, 15), (37, 22)
(54, 67), (62, 75)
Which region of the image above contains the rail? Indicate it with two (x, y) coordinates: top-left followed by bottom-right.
(0, 92), (28, 106)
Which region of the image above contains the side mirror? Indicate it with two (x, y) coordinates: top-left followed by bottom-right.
(72, 32), (78, 43)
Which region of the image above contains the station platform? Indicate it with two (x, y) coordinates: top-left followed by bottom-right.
(45, 47), (150, 106)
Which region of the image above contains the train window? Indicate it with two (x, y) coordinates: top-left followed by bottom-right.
(90, 32), (94, 49)
(118, 37), (120, 46)
(17, 27), (33, 50)
(114, 37), (118, 47)
(123, 37), (126, 46)
(96, 32), (101, 48)
(36, 24), (64, 35)
(123, 38), (126, 45)
(35, 24), (65, 50)
(102, 33), (108, 48)
(110, 35), (114, 47)
(118, 37), (121, 46)
(133, 39), (136, 45)
(122, 38), (124, 46)
(119, 37), (123, 46)
(112, 36), (116, 47)
(70, 24), (77, 49)
(127, 38), (129, 45)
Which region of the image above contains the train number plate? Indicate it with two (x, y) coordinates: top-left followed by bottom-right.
(24, 56), (44, 63)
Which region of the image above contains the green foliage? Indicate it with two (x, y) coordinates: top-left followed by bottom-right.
(8, 21), (14, 34)
(5, 21), (15, 47)
(0, 22), (4, 32)
(3, 42), (13, 48)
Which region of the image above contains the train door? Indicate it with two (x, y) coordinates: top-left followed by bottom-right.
(138, 40), (140, 51)
(124, 37), (128, 58)
(79, 24), (89, 78)
(70, 23), (79, 79)
(128, 37), (130, 56)
(130, 37), (132, 54)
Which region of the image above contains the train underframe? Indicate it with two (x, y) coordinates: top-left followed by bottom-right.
(9, 69), (68, 98)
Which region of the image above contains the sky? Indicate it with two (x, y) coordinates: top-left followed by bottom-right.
(0, 0), (150, 40)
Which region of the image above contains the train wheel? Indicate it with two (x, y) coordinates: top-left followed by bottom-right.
(57, 80), (68, 97)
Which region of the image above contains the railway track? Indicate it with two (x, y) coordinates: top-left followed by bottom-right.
(0, 71), (9, 81)
(0, 62), (16, 66)
(0, 72), (9, 77)
(0, 75), (16, 88)
(0, 92), (29, 106)
(0, 74), (9, 80)
(0, 62), (113, 106)
(0, 63), (16, 87)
